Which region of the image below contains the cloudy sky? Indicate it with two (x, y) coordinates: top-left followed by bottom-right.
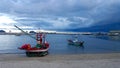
(0, 0), (120, 31)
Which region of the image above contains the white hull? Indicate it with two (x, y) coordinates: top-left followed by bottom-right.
(26, 48), (49, 52)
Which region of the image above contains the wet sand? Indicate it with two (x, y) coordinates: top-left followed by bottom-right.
(0, 53), (120, 68)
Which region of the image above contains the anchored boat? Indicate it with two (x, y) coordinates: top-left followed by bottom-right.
(68, 39), (84, 46)
(14, 25), (49, 57)
(68, 35), (84, 46)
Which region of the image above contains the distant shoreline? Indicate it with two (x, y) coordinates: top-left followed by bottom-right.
(0, 32), (93, 35)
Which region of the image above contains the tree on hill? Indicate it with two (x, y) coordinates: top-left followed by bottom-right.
(0, 30), (6, 33)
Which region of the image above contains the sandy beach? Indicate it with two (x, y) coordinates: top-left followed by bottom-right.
(0, 53), (120, 68)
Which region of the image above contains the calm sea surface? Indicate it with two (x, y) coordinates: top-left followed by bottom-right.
(0, 34), (120, 55)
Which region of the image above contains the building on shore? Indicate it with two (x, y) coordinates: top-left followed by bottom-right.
(108, 30), (120, 36)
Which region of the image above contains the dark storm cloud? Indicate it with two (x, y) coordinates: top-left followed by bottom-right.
(0, 0), (120, 30)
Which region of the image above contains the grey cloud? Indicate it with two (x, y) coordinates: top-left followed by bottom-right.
(0, 0), (120, 30)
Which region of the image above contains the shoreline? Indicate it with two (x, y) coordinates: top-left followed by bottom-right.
(0, 53), (120, 61)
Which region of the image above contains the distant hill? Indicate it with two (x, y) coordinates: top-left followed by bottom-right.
(64, 22), (120, 32)
(0, 30), (6, 33)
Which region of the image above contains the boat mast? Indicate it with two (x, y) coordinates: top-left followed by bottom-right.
(14, 25), (36, 40)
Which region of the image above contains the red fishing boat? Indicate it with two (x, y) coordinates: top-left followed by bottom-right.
(14, 25), (49, 57)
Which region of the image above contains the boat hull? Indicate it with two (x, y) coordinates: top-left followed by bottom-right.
(19, 43), (49, 57)
(25, 47), (49, 57)
(26, 48), (49, 52)
(26, 51), (48, 57)
(68, 42), (83, 46)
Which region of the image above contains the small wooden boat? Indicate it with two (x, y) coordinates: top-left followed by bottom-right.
(68, 39), (84, 46)
(68, 35), (84, 46)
